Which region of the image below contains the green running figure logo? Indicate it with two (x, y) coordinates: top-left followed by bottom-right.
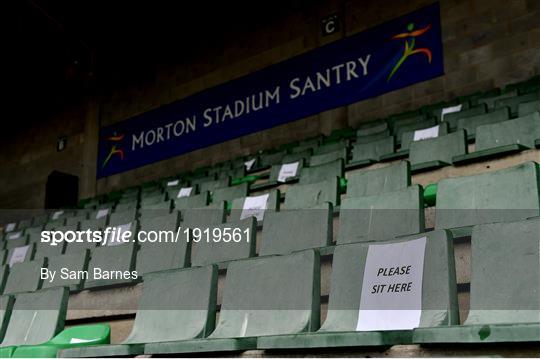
(102, 132), (125, 169)
(387, 22), (432, 82)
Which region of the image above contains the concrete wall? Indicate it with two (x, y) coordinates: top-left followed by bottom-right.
(1, 0), (540, 207)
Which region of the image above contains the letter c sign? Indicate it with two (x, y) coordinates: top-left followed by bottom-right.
(322, 14), (340, 36)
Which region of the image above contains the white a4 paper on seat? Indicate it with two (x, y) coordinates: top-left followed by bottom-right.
(52, 211), (64, 220)
(8, 231), (21, 240)
(10, 245), (30, 267)
(106, 222), (132, 246)
(413, 125), (440, 141)
(5, 223), (16, 232)
(245, 158), (256, 170)
(240, 194), (270, 221)
(96, 208), (109, 219)
(177, 187), (193, 198)
(356, 236), (426, 331)
(167, 179), (179, 187)
(277, 162), (299, 182)
(441, 104), (462, 121)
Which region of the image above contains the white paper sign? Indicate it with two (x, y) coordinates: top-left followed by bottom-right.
(8, 232), (21, 240)
(441, 104), (462, 121)
(167, 179), (179, 187)
(413, 125), (440, 141)
(106, 222), (132, 246)
(356, 236), (426, 331)
(277, 162), (299, 183)
(9, 245), (29, 267)
(240, 194), (270, 222)
(245, 158), (256, 170)
(52, 211), (64, 220)
(5, 223), (16, 232)
(96, 209), (109, 219)
(177, 187), (193, 198)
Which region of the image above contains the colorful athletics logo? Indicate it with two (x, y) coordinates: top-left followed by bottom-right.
(387, 22), (432, 82)
(101, 132), (125, 169)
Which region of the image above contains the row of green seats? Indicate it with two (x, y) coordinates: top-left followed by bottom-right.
(42, 217), (537, 356)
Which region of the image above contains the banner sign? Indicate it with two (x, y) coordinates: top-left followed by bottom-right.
(97, 3), (443, 178)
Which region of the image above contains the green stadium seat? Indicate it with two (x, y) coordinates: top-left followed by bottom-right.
(140, 199), (172, 212)
(43, 218), (66, 231)
(64, 237), (98, 255)
(173, 191), (210, 210)
(114, 201), (138, 213)
(435, 161), (540, 237)
(258, 231), (458, 349)
(41, 251), (90, 292)
(33, 240), (65, 260)
(478, 90), (517, 109)
(259, 150), (287, 168)
(414, 218), (539, 343)
(3, 258), (45, 295)
(457, 107), (510, 141)
(518, 99), (540, 116)
(84, 243), (137, 289)
(24, 225), (44, 243)
(400, 122), (449, 152)
(356, 129), (391, 144)
(309, 149), (347, 167)
(140, 192), (165, 206)
(453, 112), (540, 165)
(259, 202), (332, 256)
(229, 190), (280, 223)
(251, 160), (305, 191)
(136, 211), (189, 275)
(212, 183), (249, 204)
(191, 217), (256, 267)
(144, 249), (319, 355)
(0, 295), (14, 342)
(32, 215), (48, 228)
(313, 140), (349, 155)
(463, 88), (501, 107)
(217, 166), (246, 180)
(64, 215), (84, 229)
(494, 92), (539, 117)
(299, 159), (344, 185)
(389, 114), (430, 133)
(79, 216), (108, 231)
(0, 287), (68, 358)
(13, 324), (110, 358)
(283, 177), (340, 209)
(324, 127), (356, 142)
(348, 136), (395, 168)
(346, 161), (411, 198)
(16, 218), (33, 231)
(199, 178), (231, 193)
(60, 266), (218, 357)
(282, 149), (312, 165)
(393, 117), (437, 145)
(182, 202), (226, 228)
(109, 208), (138, 226)
(443, 104), (487, 132)
(409, 131), (467, 172)
(3, 233), (28, 250)
(338, 185), (424, 245)
(356, 120), (388, 137)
